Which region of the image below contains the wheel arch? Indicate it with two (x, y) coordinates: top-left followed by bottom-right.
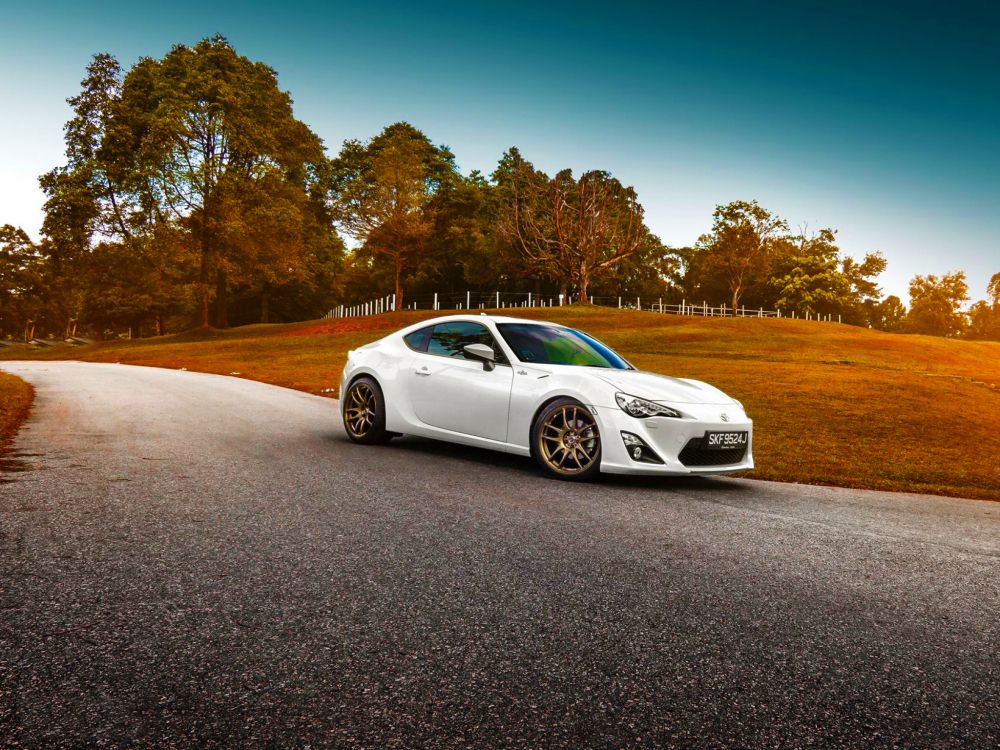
(343, 369), (384, 398)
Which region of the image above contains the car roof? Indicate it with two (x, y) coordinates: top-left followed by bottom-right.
(400, 313), (562, 330)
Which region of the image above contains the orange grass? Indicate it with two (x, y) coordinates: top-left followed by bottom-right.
(4, 306), (999, 500)
(0, 372), (34, 458)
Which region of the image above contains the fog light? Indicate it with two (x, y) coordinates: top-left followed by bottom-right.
(620, 431), (664, 464)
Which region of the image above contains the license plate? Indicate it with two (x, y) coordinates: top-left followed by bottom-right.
(704, 431), (749, 450)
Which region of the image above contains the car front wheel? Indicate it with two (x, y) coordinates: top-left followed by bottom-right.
(532, 398), (602, 481)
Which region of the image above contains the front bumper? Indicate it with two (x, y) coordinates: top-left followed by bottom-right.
(593, 404), (754, 476)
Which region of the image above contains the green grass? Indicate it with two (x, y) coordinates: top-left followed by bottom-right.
(5, 306), (1000, 501)
(0, 371), (34, 458)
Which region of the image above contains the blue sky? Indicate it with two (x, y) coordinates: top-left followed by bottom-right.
(1, 0), (997, 301)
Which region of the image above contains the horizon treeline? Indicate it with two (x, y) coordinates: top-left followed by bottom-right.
(2, 36), (998, 342)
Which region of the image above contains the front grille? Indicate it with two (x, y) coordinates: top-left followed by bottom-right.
(678, 437), (748, 467)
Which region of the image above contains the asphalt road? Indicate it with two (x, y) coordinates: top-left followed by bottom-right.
(1, 361), (998, 749)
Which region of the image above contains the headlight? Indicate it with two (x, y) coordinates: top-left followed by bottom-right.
(615, 392), (682, 419)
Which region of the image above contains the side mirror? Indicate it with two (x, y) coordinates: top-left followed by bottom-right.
(463, 343), (496, 371)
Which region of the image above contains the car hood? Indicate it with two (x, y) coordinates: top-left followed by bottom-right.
(591, 369), (735, 405)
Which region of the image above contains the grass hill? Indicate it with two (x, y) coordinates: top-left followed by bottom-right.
(4, 306), (999, 501)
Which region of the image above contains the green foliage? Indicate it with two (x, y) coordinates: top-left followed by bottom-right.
(869, 295), (907, 332)
(965, 273), (1000, 341)
(905, 272), (969, 337)
(0, 226), (45, 339)
(329, 122), (458, 308)
(988, 272), (1000, 306)
(36, 36), (338, 335)
(692, 200), (788, 311)
(770, 229), (886, 323)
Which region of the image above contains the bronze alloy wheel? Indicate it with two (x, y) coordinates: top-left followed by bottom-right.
(344, 381), (376, 439)
(342, 376), (392, 444)
(537, 402), (601, 478)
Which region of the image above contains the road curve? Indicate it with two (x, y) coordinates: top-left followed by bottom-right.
(1, 361), (998, 748)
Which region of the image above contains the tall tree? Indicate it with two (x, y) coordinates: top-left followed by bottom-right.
(0, 226), (44, 339)
(97, 36), (328, 328)
(696, 200), (788, 311)
(989, 272), (1000, 306)
(870, 295), (907, 332)
(769, 228), (886, 320)
(495, 149), (647, 301)
(966, 271), (1000, 341)
(329, 122), (458, 309)
(905, 271), (969, 336)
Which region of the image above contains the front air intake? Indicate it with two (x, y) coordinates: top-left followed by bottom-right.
(678, 437), (748, 467)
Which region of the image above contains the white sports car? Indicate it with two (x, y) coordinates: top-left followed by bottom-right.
(340, 314), (753, 480)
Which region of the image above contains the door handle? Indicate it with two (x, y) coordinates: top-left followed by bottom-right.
(415, 367), (431, 377)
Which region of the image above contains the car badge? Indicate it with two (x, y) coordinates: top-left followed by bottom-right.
(720, 413), (730, 422)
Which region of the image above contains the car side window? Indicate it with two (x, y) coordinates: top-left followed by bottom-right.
(403, 325), (434, 352)
(427, 322), (509, 365)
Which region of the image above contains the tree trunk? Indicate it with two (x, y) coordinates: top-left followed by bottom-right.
(560, 282), (568, 303)
(214, 269), (229, 329)
(198, 253), (211, 328)
(578, 273), (591, 304)
(260, 287), (270, 324)
(394, 255), (405, 311)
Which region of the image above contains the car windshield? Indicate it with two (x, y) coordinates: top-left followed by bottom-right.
(496, 323), (632, 369)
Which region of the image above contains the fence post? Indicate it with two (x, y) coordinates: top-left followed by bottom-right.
(658, 298), (662, 313)
(466, 291), (471, 310)
(433, 292), (438, 311)
(637, 296), (640, 310)
(559, 294), (564, 306)
(528, 292), (532, 307)
(496, 291), (500, 309)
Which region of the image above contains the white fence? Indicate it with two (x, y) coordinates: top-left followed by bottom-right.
(325, 292), (843, 323)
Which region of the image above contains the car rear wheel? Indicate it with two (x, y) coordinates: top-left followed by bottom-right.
(343, 376), (392, 444)
(532, 398), (602, 481)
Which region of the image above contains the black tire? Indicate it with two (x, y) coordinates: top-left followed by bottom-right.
(531, 398), (602, 481)
(342, 376), (392, 445)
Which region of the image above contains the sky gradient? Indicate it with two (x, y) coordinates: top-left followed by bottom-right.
(1, 0), (997, 302)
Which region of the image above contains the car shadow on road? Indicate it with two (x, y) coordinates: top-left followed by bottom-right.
(331, 432), (750, 497)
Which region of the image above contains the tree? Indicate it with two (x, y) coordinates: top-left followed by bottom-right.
(495, 149), (647, 301)
(905, 271), (969, 336)
(769, 229), (886, 321)
(770, 229), (849, 314)
(965, 272), (1000, 341)
(695, 200), (788, 311)
(870, 295), (906, 332)
(989, 272), (1000, 306)
(0, 226), (45, 339)
(70, 36), (330, 329)
(329, 122), (458, 309)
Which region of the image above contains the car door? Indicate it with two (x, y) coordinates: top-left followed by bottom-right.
(407, 321), (514, 442)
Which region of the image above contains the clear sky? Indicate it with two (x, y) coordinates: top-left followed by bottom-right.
(1, 0), (997, 302)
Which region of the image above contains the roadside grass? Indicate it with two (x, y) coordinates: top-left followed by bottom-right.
(0, 372), (34, 460)
(4, 306), (999, 500)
